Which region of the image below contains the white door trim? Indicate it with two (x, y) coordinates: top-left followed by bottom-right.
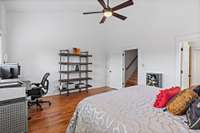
(175, 33), (200, 87)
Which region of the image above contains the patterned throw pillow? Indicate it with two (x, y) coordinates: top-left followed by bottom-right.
(167, 89), (199, 115)
(190, 85), (200, 96)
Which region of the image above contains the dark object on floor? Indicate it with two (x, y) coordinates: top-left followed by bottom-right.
(186, 99), (200, 129)
(26, 73), (51, 110)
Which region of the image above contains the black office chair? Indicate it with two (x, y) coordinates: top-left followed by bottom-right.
(27, 73), (51, 110)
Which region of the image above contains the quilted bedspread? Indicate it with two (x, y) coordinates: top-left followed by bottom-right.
(66, 86), (199, 133)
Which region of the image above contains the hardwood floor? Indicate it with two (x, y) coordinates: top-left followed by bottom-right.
(29, 87), (112, 133)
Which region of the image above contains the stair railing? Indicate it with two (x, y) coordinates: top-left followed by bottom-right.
(126, 55), (138, 71)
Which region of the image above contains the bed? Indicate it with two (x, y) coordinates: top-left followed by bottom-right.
(66, 86), (199, 133)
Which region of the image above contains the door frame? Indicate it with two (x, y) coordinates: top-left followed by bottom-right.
(189, 46), (192, 87)
(176, 33), (200, 87)
(106, 47), (140, 89)
(179, 42), (192, 89)
(191, 48), (200, 86)
(122, 49), (138, 87)
(122, 48), (139, 88)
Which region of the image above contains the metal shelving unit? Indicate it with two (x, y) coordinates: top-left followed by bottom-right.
(59, 50), (92, 95)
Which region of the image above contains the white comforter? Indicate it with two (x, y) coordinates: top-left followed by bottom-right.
(67, 86), (199, 133)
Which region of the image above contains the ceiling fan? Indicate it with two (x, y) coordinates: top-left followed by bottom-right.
(83, 0), (134, 24)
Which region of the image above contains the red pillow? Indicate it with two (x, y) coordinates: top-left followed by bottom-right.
(166, 86), (181, 98)
(154, 87), (181, 108)
(154, 91), (170, 108)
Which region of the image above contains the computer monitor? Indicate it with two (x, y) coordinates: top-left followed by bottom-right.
(0, 63), (20, 79)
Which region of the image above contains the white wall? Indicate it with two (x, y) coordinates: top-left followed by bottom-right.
(0, 3), (2, 61)
(2, 0), (200, 92)
(0, 2), (6, 63)
(105, 0), (200, 88)
(4, 1), (108, 95)
(191, 41), (200, 49)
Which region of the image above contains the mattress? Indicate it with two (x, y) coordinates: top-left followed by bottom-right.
(66, 86), (199, 133)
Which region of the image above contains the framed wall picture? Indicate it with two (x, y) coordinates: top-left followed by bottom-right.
(146, 73), (162, 88)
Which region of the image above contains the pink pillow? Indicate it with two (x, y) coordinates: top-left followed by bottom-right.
(154, 87), (181, 108)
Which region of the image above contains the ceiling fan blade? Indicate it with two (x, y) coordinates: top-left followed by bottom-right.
(107, 0), (109, 7)
(98, 0), (107, 9)
(112, 12), (127, 20)
(100, 16), (106, 24)
(112, 0), (134, 11)
(83, 11), (103, 15)
(113, 12), (127, 20)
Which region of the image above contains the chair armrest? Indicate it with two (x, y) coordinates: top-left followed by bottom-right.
(31, 83), (41, 87)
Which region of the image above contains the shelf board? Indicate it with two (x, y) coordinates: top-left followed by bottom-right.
(60, 84), (92, 92)
(59, 62), (92, 65)
(59, 53), (92, 57)
(59, 70), (92, 74)
(59, 77), (92, 82)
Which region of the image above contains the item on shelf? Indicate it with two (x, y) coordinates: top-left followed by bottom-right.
(62, 82), (75, 90)
(73, 48), (81, 55)
(75, 84), (79, 89)
(60, 49), (69, 54)
(79, 83), (86, 88)
(75, 65), (80, 71)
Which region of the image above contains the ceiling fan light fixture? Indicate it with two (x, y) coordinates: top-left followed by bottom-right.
(104, 11), (112, 18)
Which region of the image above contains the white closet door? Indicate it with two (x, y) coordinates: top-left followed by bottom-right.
(181, 42), (190, 89)
(192, 49), (200, 85)
(107, 52), (123, 89)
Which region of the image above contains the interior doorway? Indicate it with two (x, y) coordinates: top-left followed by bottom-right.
(179, 41), (200, 89)
(191, 46), (200, 86)
(124, 49), (138, 87)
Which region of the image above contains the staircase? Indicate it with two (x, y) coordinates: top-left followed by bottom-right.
(125, 71), (138, 87)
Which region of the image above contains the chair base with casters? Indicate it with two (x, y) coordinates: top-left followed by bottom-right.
(28, 99), (51, 110)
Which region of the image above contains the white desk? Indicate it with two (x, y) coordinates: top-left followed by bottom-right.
(0, 79), (26, 101)
(0, 86), (26, 101)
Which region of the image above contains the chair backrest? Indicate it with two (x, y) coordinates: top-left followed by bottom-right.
(41, 73), (50, 95)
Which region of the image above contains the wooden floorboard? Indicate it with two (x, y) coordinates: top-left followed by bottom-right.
(29, 87), (112, 133)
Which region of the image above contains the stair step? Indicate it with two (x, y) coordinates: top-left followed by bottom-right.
(125, 70), (138, 87)
(130, 77), (137, 80)
(125, 82), (138, 87)
(126, 80), (137, 84)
